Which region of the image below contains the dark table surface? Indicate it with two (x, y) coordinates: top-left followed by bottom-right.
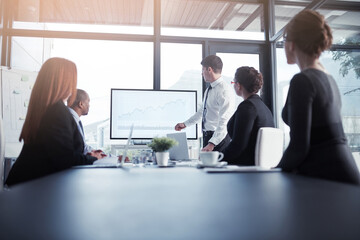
(0, 166), (360, 240)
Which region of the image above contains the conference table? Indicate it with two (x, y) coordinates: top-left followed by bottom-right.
(0, 164), (359, 240)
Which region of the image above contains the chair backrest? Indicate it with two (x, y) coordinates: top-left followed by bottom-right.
(0, 116), (5, 191)
(352, 152), (360, 172)
(255, 127), (284, 168)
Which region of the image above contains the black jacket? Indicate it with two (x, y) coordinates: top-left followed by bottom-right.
(222, 94), (274, 165)
(277, 69), (360, 185)
(6, 101), (96, 186)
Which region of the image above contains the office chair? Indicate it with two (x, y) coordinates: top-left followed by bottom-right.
(255, 127), (285, 168)
(352, 152), (360, 172)
(0, 116), (5, 191)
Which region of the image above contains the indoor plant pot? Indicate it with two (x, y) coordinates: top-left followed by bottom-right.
(148, 137), (178, 166)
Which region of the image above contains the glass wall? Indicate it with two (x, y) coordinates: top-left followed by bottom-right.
(216, 52), (260, 107)
(9, 36), (154, 153)
(274, 4), (304, 34)
(51, 39), (154, 151)
(160, 43), (202, 97)
(324, 50), (360, 151)
(2, 0), (360, 156)
(317, 8), (360, 45)
(11, 37), (47, 71)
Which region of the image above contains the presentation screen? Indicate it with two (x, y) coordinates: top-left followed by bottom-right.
(110, 89), (198, 139)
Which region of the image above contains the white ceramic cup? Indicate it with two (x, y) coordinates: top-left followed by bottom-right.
(200, 151), (224, 166)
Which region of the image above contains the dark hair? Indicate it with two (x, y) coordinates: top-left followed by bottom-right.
(284, 9), (332, 57)
(201, 55), (223, 73)
(235, 66), (263, 94)
(70, 89), (88, 108)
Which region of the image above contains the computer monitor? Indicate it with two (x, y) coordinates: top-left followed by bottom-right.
(110, 89), (197, 140)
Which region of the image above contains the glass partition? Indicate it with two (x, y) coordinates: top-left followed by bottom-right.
(317, 8), (360, 45)
(216, 52), (260, 107)
(11, 37), (154, 153)
(160, 43), (202, 102)
(274, 4), (304, 34)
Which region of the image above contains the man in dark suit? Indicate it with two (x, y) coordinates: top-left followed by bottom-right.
(68, 89), (93, 154)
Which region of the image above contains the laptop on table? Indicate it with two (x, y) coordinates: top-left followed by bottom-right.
(166, 132), (193, 161)
(89, 124), (134, 168)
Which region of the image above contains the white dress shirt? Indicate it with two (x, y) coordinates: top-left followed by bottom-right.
(184, 77), (235, 145)
(68, 107), (93, 154)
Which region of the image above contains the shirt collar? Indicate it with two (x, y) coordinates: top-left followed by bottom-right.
(210, 76), (223, 88)
(68, 107), (80, 122)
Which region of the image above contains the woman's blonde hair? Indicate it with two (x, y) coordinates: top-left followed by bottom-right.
(20, 57), (77, 143)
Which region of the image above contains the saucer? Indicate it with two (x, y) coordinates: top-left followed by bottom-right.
(197, 161), (228, 168)
(157, 161), (176, 167)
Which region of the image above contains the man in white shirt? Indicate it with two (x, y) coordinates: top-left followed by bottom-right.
(175, 55), (235, 152)
(68, 89), (94, 154)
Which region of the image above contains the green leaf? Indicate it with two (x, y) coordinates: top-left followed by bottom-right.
(147, 137), (178, 152)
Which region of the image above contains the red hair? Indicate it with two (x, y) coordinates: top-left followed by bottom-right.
(20, 57), (77, 143)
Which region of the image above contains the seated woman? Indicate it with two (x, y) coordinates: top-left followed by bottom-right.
(276, 10), (360, 185)
(222, 66), (274, 165)
(6, 57), (104, 186)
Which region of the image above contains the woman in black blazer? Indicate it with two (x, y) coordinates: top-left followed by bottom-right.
(222, 67), (274, 165)
(6, 58), (104, 186)
(276, 10), (360, 185)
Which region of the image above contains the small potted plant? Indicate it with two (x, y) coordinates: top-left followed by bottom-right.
(148, 137), (178, 166)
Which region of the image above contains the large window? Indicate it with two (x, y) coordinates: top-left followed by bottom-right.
(216, 52), (260, 107)
(160, 43), (202, 100)
(317, 8), (360, 45)
(10, 37), (154, 153)
(11, 37), (47, 71)
(324, 50), (360, 151)
(50, 39), (154, 150)
(2, 0), (360, 157)
(274, 4), (304, 34)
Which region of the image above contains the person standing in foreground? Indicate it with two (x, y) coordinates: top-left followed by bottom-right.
(221, 67), (274, 165)
(6, 58), (104, 186)
(175, 55), (234, 152)
(276, 10), (360, 185)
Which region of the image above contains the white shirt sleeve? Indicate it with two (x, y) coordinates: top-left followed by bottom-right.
(183, 103), (204, 127)
(208, 84), (235, 146)
(84, 143), (93, 154)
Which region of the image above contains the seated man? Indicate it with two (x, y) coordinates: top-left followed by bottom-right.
(68, 89), (103, 156)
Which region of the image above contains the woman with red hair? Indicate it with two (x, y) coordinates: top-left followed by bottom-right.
(6, 57), (103, 186)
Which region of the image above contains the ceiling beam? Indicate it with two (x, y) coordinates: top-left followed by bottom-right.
(209, 2), (238, 30)
(236, 5), (263, 31)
